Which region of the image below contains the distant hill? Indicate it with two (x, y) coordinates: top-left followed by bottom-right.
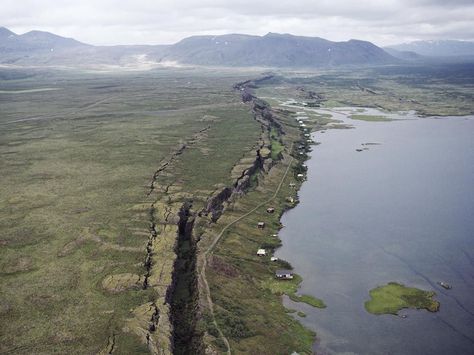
(0, 27), (88, 53)
(156, 33), (397, 67)
(383, 48), (422, 61)
(0, 26), (16, 39)
(0, 27), (168, 66)
(387, 40), (474, 57)
(0, 27), (398, 68)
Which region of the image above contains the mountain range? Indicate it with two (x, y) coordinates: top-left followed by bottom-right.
(155, 33), (396, 67)
(0, 27), (398, 68)
(387, 40), (474, 57)
(1, 26), (472, 68)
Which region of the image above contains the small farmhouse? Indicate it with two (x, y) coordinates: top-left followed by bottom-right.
(257, 222), (265, 229)
(257, 249), (266, 256)
(275, 269), (294, 279)
(266, 207), (275, 213)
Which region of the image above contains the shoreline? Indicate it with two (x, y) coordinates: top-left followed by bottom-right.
(204, 77), (326, 353)
(270, 99), (474, 354)
(193, 76), (327, 353)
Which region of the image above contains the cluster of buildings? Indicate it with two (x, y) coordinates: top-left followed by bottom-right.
(255, 208), (294, 280)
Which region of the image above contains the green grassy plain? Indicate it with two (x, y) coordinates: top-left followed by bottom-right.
(0, 67), (261, 354)
(365, 282), (440, 315)
(350, 114), (392, 121)
(1, 62), (471, 354)
(256, 63), (474, 116)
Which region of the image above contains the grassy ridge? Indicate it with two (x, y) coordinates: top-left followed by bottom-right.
(196, 98), (330, 354)
(270, 127), (284, 160)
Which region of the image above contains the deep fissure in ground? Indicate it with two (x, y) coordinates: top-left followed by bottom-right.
(168, 77), (282, 354)
(169, 202), (204, 355)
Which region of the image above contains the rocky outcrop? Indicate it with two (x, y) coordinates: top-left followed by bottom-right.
(201, 131), (265, 222)
(235, 76), (283, 134)
(233, 148), (265, 192)
(125, 76), (284, 354)
(147, 126), (210, 197)
(0, 256), (33, 274)
(102, 273), (144, 293)
(199, 77), (285, 224)
(120, 126), (212, 354)
(204, 187), (233, 222)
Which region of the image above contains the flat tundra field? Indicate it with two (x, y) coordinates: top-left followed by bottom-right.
(1, 64), (473, 354)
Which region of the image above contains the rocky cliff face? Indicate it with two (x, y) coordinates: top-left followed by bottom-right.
(168, 202), (205, 355)
(201, 76), (283, 224)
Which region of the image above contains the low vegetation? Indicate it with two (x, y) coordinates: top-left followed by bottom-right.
(195, 90), (330, 353)
(365, 282), (440, 315)
(2, 62), (467, 354)
(261, 275), (326, 309)
(0, 67), (261, 354)
(289, 294), (327, 308)
(255, 64), (474, 116)
(350, 114), (392, 121)
(270, 127), (284, 160)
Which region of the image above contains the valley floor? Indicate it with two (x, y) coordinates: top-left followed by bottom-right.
(1, 63), (473, 354)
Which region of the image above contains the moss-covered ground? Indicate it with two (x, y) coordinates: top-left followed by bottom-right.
(350, 114), (392, 121)
(0, 67), (261, 354)
(365, 282), (440, 315)
(1, 63), (469, 354)
(196, 99), (329, 354)
(255, 63), (474, 116)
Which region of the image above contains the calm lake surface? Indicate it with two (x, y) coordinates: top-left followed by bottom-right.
(276, 108), (474, 355)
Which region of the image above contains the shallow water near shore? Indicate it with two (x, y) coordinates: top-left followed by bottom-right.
(276, 107), (474, 355)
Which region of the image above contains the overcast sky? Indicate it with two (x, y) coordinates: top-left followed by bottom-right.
(2, 0), (474, 46)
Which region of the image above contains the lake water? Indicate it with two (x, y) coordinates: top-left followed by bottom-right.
(276, 107), (474, 355)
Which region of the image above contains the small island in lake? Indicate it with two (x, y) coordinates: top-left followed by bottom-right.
(365, 282), (440, 315)
(350, 114), (393, 122)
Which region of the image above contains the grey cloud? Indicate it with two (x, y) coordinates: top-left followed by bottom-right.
(1, 0), (473, 46)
